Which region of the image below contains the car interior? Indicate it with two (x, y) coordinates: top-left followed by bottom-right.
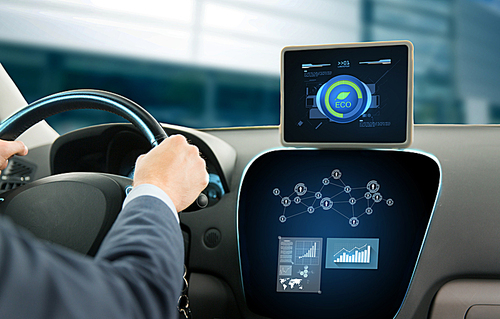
(0, 1), (500, 319)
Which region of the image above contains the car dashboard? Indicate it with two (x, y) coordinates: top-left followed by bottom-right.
(5, 123), (500, 319)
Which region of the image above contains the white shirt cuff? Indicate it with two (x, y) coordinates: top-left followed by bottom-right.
(122, 184), (179, 223)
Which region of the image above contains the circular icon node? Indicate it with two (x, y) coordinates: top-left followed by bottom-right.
(294, 183), (307, 196)
(307, 206), (315, 214)
(344, 186), (352, 193)
(293, 196), (301, 204)
(364, 192), (372, 199)
(273, 188), (280, 196)
(304, 274), (308, 278)
(279, 215), (287, 223)
(331, 169), (342, 179)
(349, 197), (357, 205)
(349, 217), (359, 227)
(386, 198), (394, 206)
(365, 207), (373, 215)
(281, 197), (291, 207)
(316, 75), (372, 124)
(304, 265), (308, 269)
(322, 178), (330, 185)
(320, 197), (333, 210)
(367, 180), (380, 193)
(315, 192), (322, 199)
(373, 193), (382, 203)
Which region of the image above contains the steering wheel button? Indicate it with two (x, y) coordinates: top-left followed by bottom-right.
(196, 193), (209, 208)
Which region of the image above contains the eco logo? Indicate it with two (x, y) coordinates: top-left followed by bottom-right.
(316, 75), (372, 123)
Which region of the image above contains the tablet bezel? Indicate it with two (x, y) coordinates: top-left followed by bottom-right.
(280, 40), (414, 149)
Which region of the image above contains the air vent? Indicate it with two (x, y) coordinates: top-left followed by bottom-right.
(0, 158), (36, 193)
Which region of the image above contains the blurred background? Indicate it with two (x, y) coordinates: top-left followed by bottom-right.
(0, 0), (499, 133)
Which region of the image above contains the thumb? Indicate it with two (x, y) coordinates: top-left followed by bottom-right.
(0, 140), (28, 171)
(1, 140), (28, 157)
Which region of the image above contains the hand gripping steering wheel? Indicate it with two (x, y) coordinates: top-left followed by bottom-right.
(0, 89), (168, 256)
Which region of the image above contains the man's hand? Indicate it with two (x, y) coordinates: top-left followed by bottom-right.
(133, 135), (209, 212)
(0, 140), (28, 171)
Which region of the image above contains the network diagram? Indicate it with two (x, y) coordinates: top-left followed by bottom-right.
(273, 169), (394, 227)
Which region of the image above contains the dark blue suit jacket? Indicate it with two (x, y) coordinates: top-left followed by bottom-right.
(0, 195), (184, 319)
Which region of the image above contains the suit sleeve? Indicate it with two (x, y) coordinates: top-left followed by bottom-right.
(0, 195), (184, 319)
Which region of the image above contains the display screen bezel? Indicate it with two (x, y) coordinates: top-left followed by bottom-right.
(280, 41), (414, 149)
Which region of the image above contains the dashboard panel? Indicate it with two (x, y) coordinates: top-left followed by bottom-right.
(8, 124), (500, 319)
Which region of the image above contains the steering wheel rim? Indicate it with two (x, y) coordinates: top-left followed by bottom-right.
(0, 89), (168, 255)
(0, 89), (168, 146)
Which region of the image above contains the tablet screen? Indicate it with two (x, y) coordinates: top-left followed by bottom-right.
(281, 41), (413, 148)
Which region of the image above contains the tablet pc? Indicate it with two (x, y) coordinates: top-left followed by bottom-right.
(280, 41), (413, 148)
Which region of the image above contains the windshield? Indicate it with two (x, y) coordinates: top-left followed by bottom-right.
(0, 0), (498, 133)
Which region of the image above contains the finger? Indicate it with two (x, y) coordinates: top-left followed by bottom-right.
(134, 154), (147, 168)
(0, 159), (9, 171)
(204, 171), (210, 186)
(136, 153), (146, 162)
(0, 140), (28, 158)
(0, 141), (28, 171)
(168, 134), (189, 147)
(14, 141), (28, 156)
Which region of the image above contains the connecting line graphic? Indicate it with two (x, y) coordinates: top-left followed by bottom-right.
(273, 169), (394, 227)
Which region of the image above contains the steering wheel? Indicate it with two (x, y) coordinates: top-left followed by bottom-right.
(0, 89), (168, 256)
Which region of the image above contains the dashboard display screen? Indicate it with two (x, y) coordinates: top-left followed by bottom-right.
(238, 149), (440, 319)
(281, 41), (413, 148)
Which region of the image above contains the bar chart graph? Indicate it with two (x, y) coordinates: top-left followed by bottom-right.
(333, 244), (370, 264)
(325, 238), (379, 269)
(299, 242), (317, 259)
(295, 240), (321, 265)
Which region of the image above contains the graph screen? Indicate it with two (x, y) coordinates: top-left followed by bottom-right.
(277, 237), (323, 293)
(295, 240), (320, 265)
(325, 238), (379, 269)
(333, 244), (370, 263)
